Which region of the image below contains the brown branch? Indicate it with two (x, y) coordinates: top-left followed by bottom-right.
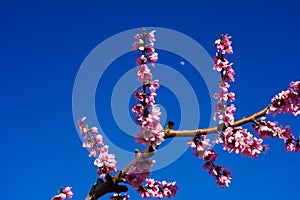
(85, 105), (270, 199)
(164, 105), (269, 138)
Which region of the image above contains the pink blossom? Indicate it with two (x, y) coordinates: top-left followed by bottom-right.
(62, 187), (73, 198)
(78, 117), (87, 138)
(134, 89), (144, 101)
(135, 127), (164, 148)
(94, 148), (117, 178)
(285, 140), (296, 152)
(137, 114), (153, 127)
(137, 178), (178, 198)
(94, 134), (103, 144)
(134, 33), (141, 40)
(213, 55), (232, 72)
(216, 174), (231, 188)
(145, 92), (157, 107)
(132, 103), (144, 115)
(89, 149), (97, 157)
(125, 156), (155, 189)
(51, 193), (66, 200)
(148, 52), (158, 66)
(133, 39), (144, 51)
(215, 34), (233, 54)
(51, 186), (73, 200)
(187, 135), (211, 158)
(110, 194), (130, 200)
(228, 92), (235, 102)
(132, 29), (164, 149)
(82, 141), (92, 149)
(254, 117), (299, 152)
(290, 81), (300, 92)
(295, 140), (300, 152)
(150, 105), (161, 122)
(225, 65), (235, 82)
(77, 116), (86, 127)
(222, 104), (236, 126)
(148, 80), (159, 92)
(136, 64), (153, 83)
(136, 55), (147, 65)
(145, 43), (155, 54)
(147, 30), (156, 42)
(206, 162), (232, 188)
(267, 82), (299, 116)
(221, 127), (264, 158)
(90, 127), (98, 135)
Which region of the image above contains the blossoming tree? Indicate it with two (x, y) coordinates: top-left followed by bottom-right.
(51, 28), (299, 200)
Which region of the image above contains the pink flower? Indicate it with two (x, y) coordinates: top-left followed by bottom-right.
(147, 30), (156, 42)
(145, 92), (157, 107)
(254, 117), (299, 152)
(62, 187), (73, 198)
(51, 186), (73, 200)
(187, 135), (211, 158)
(148, 80), (159, 93)
(290, 80), (300, 92)
(51, 193), (66, 200)
(135, 127), (164, 148)
(148, 52), (158, 66)
(225, 65), (235, 82)
(150, 105), (161, 121)
(216, 174), (231, 188)
(134, 34), (141, 40)
(132, 104), (144, 117)
(125, 157), (155, 189)
(136, 64), (153, 83)
(133, 39), (144, 51)
(267, 82), (299, 116)
(215, 34), (233, 54)
(78, 117), (87, 138)
(134, 89), (144, 101)
(228, 92), (235, 102)
(90, 127), (98, 135)
(145, 43), (155, 54)
(221, 127), (264, 158)
(89, 148), (97, 157)
(82, 141), (92, 149)
(77, 117), (86, 127)
(285, 140), (295, 152)
(94, 134), (103, 145)
(222, 104), (236, 126)
(136, 55), (147, 65)
(213, 55), (232, 72)
(137, 178), (178, 198)
(110, 194), (130, 200)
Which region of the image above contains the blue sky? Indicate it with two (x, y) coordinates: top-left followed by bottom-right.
(1, 0), (299, 199)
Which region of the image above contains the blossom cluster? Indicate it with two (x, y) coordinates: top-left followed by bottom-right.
(51, 186), (73, 200)
(217, 127), (265, 158)
(132, 29), (164, 149)
(204, 162), (232, 188)
(78, 117), (117, 178)
(213, 34), (236, 127)
(187, 136), (232, 188)
(267, 81), (300, 117)
(125, 156), (155, 189)
(124, 153), (178, 198)
(214, 34), (233, 54)
(137, 178), (178, 198)
(254, 117), (300, 152)
(134, 30), (158, 82)
(110, 193), (130, 200)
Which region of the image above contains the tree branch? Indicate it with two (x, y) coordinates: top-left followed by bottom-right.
(164, 105), (269, 138)
(85, 105), (270, 199)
